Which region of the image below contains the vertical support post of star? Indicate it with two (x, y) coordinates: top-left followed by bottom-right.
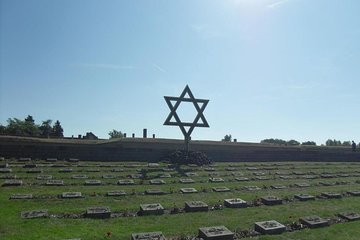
(164, 85), (209, 154)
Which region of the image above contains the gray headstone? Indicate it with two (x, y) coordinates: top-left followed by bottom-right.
(198, 226), (234, 240)
(139, 203), (164, 215)
(86, 206), (111, 219)
(254, 220), (286, 234)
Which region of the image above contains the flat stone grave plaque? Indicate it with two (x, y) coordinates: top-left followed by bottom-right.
(46, 180), (64, 186)
(61, 192), (82, 198)
(243, 186), (261, 191)
(302, 175), (318, 179)
(86, 206), (111, 219)
(2, 179), (23, 186)
(0, 163), (9, 168)
(26, 168), (42, 173)
(338, 174), (350, 177)
(52, 164), (66, 168)
(159, 173), (171, 178)
(293, 171), (305, 175)
(321, 192), (342, 199)
(179, 178), (195, 184)
(185, 172), (198, 177)
(209, 177), (224, 183)
(107, 190), (126, 196)
(204, 167), (216, 172)
(294, 183), (310, 188)
(209, 172), (221, 177)
(162, 168), (174, 172)
(226, 167), (238, 171)
(85, 180), (102, 186)
(276, 171), (290, 175)
(185, 201), (208, 212)
(145, 189), (166, 195)
(271, 185), (287, 190)
(140, 203), (164, 215)
(102, 175), (116, 179)
(235, 177), (249, 181)
(10, 193), (33, 199)
(0, 168), (12, 173)
(21, 209), (48, 219)
(246, 167), (258, 171)
(231, 172), (243, 176)
(150, 179), (166, 185)
(261, 196), (282, 205)
(46, 158), (57, 162)
(112, 168), (124, 172)
(254, 220), (286, 234)
(198, 226), (234, 240)
(86, 169), (100, 172)
(255, 176), (269, 180)
(118, 179), (135, 185)
(347, 190), (360, 196)
(294, 193), (315, 201)
(68, 158), (79, 162)
(299, 216), (329, 228)
(24, 164), (37, 168)
(148, 163), (160, 168)
(212, 187), (230, 192)
(72, 174), (88, 179)
(224, 198), (247, 208)
(19, 157), (31, 162)
(253, 172), (266, 176)
(129, 174), (143, 179)
(180, 188), (198, 194)
(59, 168), (73, 173)
(36, 175), (53, 180)
(279, 176), (293, 180)
(0, 175), (16, 179)
(319, 182), (336, 186)
(131, 232), (166, 240)
(338, 212), (360, 221)
(321, 174), (335, 178)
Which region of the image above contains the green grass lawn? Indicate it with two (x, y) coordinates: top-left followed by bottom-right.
(1, 160), (360, 239)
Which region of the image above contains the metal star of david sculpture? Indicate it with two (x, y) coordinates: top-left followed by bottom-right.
(164, 85), (209, 151)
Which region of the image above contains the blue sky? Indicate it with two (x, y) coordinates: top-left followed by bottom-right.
(1, 0), (360, 144)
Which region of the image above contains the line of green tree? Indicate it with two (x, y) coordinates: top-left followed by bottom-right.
(0, 115), (64, 138)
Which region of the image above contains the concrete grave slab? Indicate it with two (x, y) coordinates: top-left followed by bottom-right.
(159, 173), (171, 178)
(131, 232), (166, 240)
(107, 190), (126, 196)
(46, 180), (64, 186)
(294, 193), (315, 201)
(10, 193), (33, 199)
(150, 179), (166, 185)
(111, 168), (124, 172)
(0, 163), (9, 168)
(0, 168), (12, 173)
(209, 177), (224, 183)
(231, 172), (244, 177)
(145, 189), (166, 195)
(118, 179), (135, 185)
(243, 186), (261, 191)
(204, 167), (216, 172)
(102, 175), (116, 179)
(140, 203), (164, 215)
(130, 174), (143, 179)
(294, 183), (310, 188)
(299, 216), (329, 228)
(235, 177), (249, 181)
(72, 175), (88, 179)
(46, 158), (57, 162)
(347, 190), (360, 196)
(185, 172), (198, 177)
(185, 201), (208, 212)
(180, 188), (198, 194)
(26, 169), (42, 173)
(23, 164), (37, 168)
(338, 212), (360, 221)
(68, 158), (79, 162)
(224, 198), (247, 208)
(61, 192), (82, 198)
(261, 196), (282, 205)
(19, 157), (31, 162)
(59, 168), (73, 173)
(270, 185), (287, 190)
(321, 192), (342, 199)
(85, 180), (102, 186)
(2, 179), (23, 186)
(212, 187), (230, 192)
(86, 169), (100, 172)
(254, 220), (286, 234)
(36, 175), (53, 180)
(21, 209), (48, 219)
(179, 178), (195, 184)
(86, 206), (111, 219)
(198, 226), (234, 240)
(246, 167), (258, 171)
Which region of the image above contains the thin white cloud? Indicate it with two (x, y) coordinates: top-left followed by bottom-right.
(72, 63), (136, 70)
(152, 63), (166, 73)
(190, 24), (221, 40)
(267, 0), (290, 9)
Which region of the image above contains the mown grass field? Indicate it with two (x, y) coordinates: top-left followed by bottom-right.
(1, 159), (360, 239)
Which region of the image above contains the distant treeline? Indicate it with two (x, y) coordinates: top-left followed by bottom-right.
(0, 115), (63, 138)
(261, 138), (356, 147)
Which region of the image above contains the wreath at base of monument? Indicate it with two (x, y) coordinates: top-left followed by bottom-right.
(164, 150), (210, 166)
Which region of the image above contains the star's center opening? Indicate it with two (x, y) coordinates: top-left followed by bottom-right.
(175, 101), (200, 124)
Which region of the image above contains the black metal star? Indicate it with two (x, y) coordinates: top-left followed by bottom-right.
(164, 85), (209, 140)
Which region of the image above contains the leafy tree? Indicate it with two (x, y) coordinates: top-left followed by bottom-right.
(261, 138), (287, 145)
(51, 120), (64, 137)
(342, 141), (351, 147)
(287, 139), (300, 146)
(24, 115), (35, 124)
(0, 124), (5, 135)
(302, 141), (316, 146)
(108, 129), (123, 139)
(222, 134), (232, 142)
(39, 120), (52, 138)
